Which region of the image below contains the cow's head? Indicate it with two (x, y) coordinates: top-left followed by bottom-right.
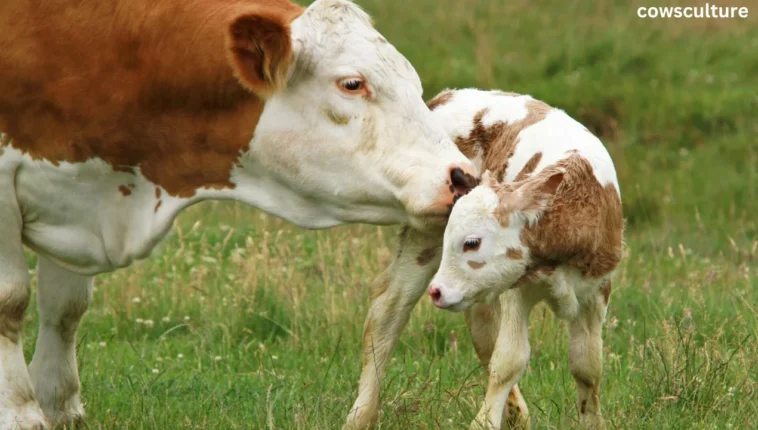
(428, 171), (564, 311)
(225, 0), (476, 230)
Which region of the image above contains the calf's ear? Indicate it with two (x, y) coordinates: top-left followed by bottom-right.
(227, 11), (294, 97)
(516, 171), (564, 224)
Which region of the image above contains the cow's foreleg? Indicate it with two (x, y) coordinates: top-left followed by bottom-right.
(28, 257), (92, 427)
(567, 282), (609, 430)
(465, 302), (529, 429)
(0, 177), (48, 429)
(345, 227), (441, 429)
(471, 290), (533, 430)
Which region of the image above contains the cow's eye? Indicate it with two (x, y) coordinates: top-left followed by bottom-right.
(463, 237), (481, 252)
(338, 77), (365, 94)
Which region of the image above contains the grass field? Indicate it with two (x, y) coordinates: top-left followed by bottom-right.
(20, 0), (758, 428)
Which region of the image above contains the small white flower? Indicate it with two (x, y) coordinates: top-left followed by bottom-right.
(214, 356), (222, 361)
(728, 386), (736, 397)
(177, 353), (184, 359)
(161, 316), (170, 323)
(143, 319), (154, 328)
(135, 318), (144, 324)
(271, 355), (279, 361)
(184, 316), (190, 321)
(156, 357), (163, 362)
(132, 297), (142, 304)
(99, 342), (106, 348)
(152, 368), (159, 374)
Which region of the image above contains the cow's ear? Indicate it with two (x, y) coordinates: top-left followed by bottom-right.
(228, 11), (294, 97)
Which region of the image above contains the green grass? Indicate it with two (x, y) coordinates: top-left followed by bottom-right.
(21, 0), (758, 428)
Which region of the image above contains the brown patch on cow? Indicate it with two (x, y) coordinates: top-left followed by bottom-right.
(517, 156), (623, 278)
(0, 0), (303, 198)
(416, 247), (438, 266)
(154, 199), (162, 213)
(118, 185), (132, 196)
(467, 260), (486, 269)
(155, 187), (161, 199)
(506, 248), (523, 260)
(0, 285), (30, 344)
(426, 90), (454, 111)
(514, 152), (542, 181)
(600, 279), (612, 305)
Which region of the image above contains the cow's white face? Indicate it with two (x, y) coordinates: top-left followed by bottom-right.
(428, 172), (564, 311)
(227, 0), (476, 230)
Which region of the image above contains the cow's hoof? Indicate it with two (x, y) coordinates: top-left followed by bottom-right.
(0, 402), (50, 430)
(43, 399), (86, 429)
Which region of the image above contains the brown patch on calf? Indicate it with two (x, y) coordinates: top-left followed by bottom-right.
(416, 247), (438, 266)
(0, 285), (30, 344)
(0, 0), (303, 198)
(479, 99), (553, 181)
(455, 108), (504, 159)
(514, 152), (542, 181)
(506, 248), (523, 260)
(467, 260), (486, 269)
(154, 187), (161, 199)
(515, 155), (623, 278)
(426, 90), (454, 111)
(119, 185), (132, 196)
(600, 279), (612, 305)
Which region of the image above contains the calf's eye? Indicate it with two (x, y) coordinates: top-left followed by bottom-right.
(463, 238), (481, 252)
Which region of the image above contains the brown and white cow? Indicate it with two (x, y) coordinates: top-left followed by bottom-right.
(427, 89), (623, 429)
(0, 1), (477, 428)
(348, 88), (622, 430)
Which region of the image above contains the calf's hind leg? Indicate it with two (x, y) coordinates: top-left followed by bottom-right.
(465, 302), (529, 429)
(567, 281), (610, 430)
(28, 257), (92, 427)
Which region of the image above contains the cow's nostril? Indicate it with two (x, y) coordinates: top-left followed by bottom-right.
(450, 167), (478, 197)
(429, 287), (441, 301)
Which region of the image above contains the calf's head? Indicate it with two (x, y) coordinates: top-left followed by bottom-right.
(428, 171), (564, 311)
(227, 0), (476, 229)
